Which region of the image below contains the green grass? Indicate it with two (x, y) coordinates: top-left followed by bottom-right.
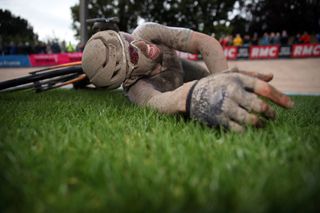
(0, 89), (319, 213)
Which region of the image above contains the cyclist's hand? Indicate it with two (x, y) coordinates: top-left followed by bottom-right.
(187, 71), (294, 132)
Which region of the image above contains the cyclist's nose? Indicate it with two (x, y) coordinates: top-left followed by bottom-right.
(132, 40), (148, 56)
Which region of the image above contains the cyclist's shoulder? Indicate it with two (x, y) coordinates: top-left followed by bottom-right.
(134, 22), (163, 30)
(133, 22), (190, 33)
(131, 22), (163, 42)
(132, 22), (192, 42)
(133, 22), (164, 36)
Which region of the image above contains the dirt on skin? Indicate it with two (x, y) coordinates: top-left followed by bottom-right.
(0, 58), (319, 95)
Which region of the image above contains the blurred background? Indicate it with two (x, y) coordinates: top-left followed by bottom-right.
(1, 0), (319, 55)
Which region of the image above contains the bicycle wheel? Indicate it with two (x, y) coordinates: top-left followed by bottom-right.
(0, 65), (84, 92)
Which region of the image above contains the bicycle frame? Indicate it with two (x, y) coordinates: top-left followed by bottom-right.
(0, 61), (87, 92)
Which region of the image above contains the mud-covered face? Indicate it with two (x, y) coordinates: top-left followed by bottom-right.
(122, 33), (161, 75)
(131, 40), (161, 61)
(123, 34), (161, 63)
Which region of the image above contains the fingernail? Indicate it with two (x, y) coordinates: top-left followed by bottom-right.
(283, 96), (294, 108)
(288, 99), (295, 108)
(266, 110), (276, 120)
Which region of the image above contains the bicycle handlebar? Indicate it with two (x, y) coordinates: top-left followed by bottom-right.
(86, 17), (119, 24)
(87, 17), (120, 32)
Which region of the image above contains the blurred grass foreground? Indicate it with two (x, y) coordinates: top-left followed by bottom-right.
(0, 90), (320, 212)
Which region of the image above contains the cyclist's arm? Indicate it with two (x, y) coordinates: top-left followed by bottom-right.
(127, 79), (196, 114)
(187, 31), (228, 74)
(133, 22), (228, 74)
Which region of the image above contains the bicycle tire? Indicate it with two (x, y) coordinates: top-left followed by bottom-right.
(0, 66), (83, 91)
(0, 73), (80, 92)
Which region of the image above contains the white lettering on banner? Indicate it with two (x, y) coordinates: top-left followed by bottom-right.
(279, 47), (291, 56)
(224, 47), (237, 59)
(250, 46), (279, 59)
(251, 48), (259, 58)
(176, 51), (199, 60)
(34, 54), (58, 62)
(260, 47), (270, 57)
(176, 51), (191, 59)
(292, 44), (320, 57)
(293, 46), (302, 56)
(314, 45), (320, 55)
(302, 46), (313, 55)
(270, 47), (278, 56)
(238, 48), (249, 58)
(0, 61), (21, 66)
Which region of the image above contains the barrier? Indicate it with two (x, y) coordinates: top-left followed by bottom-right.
(1, 43), (319, 68)
(0, 55), (31, 67)
(29, 52), (83, 66)
(179, 43), (320, 61)
(29, 54), (59, 66)
(224, 46), (238, 60)
(291, 44), (320, 58)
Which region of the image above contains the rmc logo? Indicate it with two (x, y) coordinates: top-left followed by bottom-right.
(250, 46), (280, 59)
(292, 44), (320, 58)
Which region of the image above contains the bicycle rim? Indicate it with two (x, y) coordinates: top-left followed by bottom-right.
(0, 66), (83, 91)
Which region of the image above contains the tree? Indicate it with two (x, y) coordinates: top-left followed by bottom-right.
(71, 0), (237, 38)
(139, 0), (237, 34)
(0, 9), (38, 44)
(236, 0), (320, 35)
(71, 0), (144, 39)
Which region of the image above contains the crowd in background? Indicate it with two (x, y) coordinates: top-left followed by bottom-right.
(216, 31), (320, 47)
(0, 40), (83, 55)
(1, 31), (320, 55)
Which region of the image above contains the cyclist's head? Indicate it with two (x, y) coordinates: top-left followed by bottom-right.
(82, 30), (128, 89)
(82, 30), (159, 89)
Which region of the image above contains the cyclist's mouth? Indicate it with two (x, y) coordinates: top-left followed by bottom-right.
(147, 44), (160, 60)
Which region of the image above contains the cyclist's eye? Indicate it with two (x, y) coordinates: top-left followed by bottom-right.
(128, 44), (139, 65)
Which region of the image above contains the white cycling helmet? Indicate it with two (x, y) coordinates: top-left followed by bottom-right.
(82, 30), (133, 89)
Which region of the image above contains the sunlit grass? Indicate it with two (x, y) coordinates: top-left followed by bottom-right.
(0, 90), (319, 212)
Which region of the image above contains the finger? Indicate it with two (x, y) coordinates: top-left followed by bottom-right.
(231, 90), (276, 119)
(247, 95), (276, 119)
(228, 120), (245, 133)
(224, 67), (273, 82)
(237, 74), (294, 108)
(238, 70), (273, 82)
(225, 99), (262, 126)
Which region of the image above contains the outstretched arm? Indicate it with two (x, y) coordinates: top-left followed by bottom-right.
(127, 69), (294, 132)
(127, 79), (196, 114)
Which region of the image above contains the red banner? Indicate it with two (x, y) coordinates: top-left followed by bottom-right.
(65, 52), (83, 62)
(29, 53), (83, 66)
(291, 44), (320, 58)
(29, 54), (59, 66)
(24, 44), (320, 67)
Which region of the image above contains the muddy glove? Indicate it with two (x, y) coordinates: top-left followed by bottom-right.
(186, 68), (294, 132)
